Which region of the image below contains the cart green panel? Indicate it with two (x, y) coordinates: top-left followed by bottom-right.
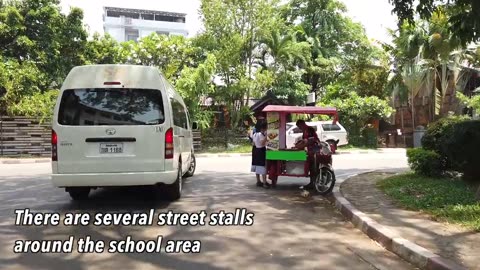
(266, 150), (307, 161)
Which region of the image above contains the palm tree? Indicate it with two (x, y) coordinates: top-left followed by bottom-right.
(386, 21), (428, 133)
(402, 58), (428, 128)
(421, 8), (462, 118)
(387, 9), (468, 125)
(256, 26), (311, 72)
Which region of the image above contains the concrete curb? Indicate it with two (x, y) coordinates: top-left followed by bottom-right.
(196, 153), (252, 158)
(326, 172), (467, 270)
(195, 149), (406, 158)
(336, 148), (406, 155)
(0, 158), (51, 164)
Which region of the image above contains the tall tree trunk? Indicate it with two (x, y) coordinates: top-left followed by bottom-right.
(244, 20), (255, 107)
(311, 73), (320, 95)
(401, 107), (405, 147)
(410, 80), (415, 131)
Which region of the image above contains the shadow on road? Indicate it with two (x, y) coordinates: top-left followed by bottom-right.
(0, 168), (414, 270)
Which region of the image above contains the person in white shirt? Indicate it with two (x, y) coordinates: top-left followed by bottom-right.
(251, 122), (270, 188)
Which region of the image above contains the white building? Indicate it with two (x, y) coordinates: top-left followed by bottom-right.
(103, 6), (188, 42)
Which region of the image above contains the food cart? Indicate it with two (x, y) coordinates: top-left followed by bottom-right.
(263, 105), (338, 195)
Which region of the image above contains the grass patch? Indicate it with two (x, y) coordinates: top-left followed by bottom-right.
(198, 143), (252, 154)
(377, 173), (480, 231)
(338, 145), (376, 150)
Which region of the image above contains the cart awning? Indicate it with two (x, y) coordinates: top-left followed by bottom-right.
(262, 105), (338, 114)
(262, 105), (339, 123)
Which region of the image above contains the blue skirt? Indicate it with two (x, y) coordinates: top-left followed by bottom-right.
(251, 146), (266, 174)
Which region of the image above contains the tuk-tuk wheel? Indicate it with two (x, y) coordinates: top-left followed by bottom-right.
(313, 167), (336, 195)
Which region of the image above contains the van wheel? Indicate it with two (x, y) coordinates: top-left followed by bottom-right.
(164, 162), (182, 201)
(67, 187), (90, 201)
(184, 154), (196, 177)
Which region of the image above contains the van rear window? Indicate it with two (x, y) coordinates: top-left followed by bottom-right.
(58, 88), (165, 126)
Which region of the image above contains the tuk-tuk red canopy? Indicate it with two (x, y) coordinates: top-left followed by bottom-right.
(262, 105), (339, 123)
(262, 105), (337, 114)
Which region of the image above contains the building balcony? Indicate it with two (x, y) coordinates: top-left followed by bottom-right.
(104, 16), (187, 33)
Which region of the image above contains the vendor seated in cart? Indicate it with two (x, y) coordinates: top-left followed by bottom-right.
(293, 119), (322, 189)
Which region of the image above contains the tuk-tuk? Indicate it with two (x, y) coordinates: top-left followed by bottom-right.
(263, 105), (337, 195)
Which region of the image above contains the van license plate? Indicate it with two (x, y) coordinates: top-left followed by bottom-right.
(100, 143), (123, 154)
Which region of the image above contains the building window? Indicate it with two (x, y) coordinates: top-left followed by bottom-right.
(106, 10), (139, 19)
(141, 13), (154, 20)
(125, 29), (139, 42)
(106, 11), (120, 17)
(154, 15), (185, 23)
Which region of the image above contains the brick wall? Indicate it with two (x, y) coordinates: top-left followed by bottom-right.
(0, 117), (51, 157)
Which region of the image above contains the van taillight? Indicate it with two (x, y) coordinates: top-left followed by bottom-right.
(165, 128), (174, 159)
(51, 129), (58, 161)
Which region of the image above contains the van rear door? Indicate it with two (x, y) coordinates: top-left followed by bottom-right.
(54, 88), (167, 174)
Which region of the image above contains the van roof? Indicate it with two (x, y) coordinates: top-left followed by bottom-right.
(60, 64), (167, 91)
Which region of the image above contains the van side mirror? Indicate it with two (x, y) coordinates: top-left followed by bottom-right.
(192, 122), (199, 130)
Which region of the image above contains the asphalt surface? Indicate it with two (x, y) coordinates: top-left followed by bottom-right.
(0, 150), (415, 270)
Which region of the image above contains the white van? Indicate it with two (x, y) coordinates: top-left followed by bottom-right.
(286, 121), (348, 150)
(51, 65), (197, 201)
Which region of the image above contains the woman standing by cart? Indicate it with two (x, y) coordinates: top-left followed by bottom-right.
(251, 122), (270, 188)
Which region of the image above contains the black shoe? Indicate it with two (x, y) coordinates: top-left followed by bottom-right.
(263, 182), (271, 189)
(256, 181), (263, 187)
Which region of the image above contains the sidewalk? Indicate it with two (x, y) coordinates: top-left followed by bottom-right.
(339, 172), (478, 270)
(195, 148), (406, 158)
(0, 158), (51, 164)
(0, 148), (407, 164)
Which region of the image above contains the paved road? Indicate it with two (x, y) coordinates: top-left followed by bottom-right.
(0, 151), (414, 270)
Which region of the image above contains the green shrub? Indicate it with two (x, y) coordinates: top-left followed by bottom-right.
(363, 127), (377, 148)
(406, 148), (443, 177)
(421, 116), (468, 169)
(443, 120), (480, 181)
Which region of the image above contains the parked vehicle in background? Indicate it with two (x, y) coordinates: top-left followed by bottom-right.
(51, 64), (197, 201)
(286, 121), (348, 152)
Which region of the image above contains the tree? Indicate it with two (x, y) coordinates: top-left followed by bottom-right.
(175, 53), (217, 128)
(254, 21), (312, 103)
(0, 0), (89, 116)
(457, 91), (480, 114)
(0, 0), (88, 86)
(284, 0), (388, 99)
(84, 33), (126, 64)
(388, 0), (480, 45)
(256, 26), (311, 72)
(385, 9), (468, 123)
(199, 0), (280, 126)
(123, 34), (205, 81)
(0, 59), (48, 115)
(338, 41), (390, 99)
(318, 91), (394, 145)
